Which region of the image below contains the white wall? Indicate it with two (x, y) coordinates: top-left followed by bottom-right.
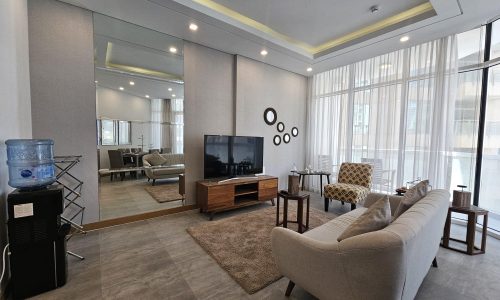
(96, 87), (152, 169)
(28, 0), (99, 224)
(0, 0), (32, 293)
(235, 56), (307, 189)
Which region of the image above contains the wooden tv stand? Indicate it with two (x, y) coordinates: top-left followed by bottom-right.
(197, 175), (278, 220)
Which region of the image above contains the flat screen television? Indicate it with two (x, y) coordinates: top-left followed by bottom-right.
(204, 135), (264, 179)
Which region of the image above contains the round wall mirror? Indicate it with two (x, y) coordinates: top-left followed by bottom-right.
(283, 133), (291, 144)
(291, 127), (299, 137)
(273, 135), (281, 146)
(264, 108), (277, 125)
(277, 122), (285, 132)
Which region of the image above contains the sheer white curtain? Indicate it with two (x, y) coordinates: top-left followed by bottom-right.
(150, 98), (184, 153)
(307, 36), (458, 193)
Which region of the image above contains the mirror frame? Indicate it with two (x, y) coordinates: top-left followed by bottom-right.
(273, 135), (282, 146)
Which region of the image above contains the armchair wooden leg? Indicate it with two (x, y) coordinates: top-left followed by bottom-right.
(432, 257), (438, 268)
(285, 280), (295, 297)
(351, 203), (356, 210)
(152, 179), (156, 186)
(341, 201), (345, 205)
(324, 197), (329, 211)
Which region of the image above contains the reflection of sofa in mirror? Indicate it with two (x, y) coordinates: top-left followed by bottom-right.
(142, 153), (185, 185)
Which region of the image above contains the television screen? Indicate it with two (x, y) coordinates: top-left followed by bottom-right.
(204, 135), (264, 179)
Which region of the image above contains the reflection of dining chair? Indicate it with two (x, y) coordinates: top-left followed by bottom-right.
(130, 148), (142, 153)
(118, 148), (131, 153)
(361, 158), (395, 193)
(108, 150), (134, 181)
(324, 162), (373, 211)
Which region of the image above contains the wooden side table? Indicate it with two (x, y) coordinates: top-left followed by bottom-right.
(292, 171), (331, 196)
(276, 191), (310, 233)
(441, 205), (488, 255)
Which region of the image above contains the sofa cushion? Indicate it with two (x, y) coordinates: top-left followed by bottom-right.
(324, 183), (370, 204)
(147, 153), (168, 166)
(337, 196), (391, 242)
(151, 166), (185, 176)
(393, 180), (429, 219)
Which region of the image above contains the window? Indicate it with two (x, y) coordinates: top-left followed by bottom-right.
(98, 119), (131, 145)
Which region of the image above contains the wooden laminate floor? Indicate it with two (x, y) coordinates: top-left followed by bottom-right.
(32, 193), (500, 300)
(99, 177), (183, 220)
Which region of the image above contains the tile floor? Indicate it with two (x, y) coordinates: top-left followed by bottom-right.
(31, 193), (500, 300)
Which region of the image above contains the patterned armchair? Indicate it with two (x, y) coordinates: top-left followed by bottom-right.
(323, 162), (373, 211)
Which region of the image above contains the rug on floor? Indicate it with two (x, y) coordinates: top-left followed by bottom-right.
(144, 183), (184, 203)
(187, 204), (336, 294)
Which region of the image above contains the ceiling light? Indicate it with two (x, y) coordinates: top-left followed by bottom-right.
(129, 81), (135, 86)
(168, 88), (172, 92)
(169, 47), (177, 53)
(380, 63), (392, 69)
(189, 23), (198, 31)
(172, 94), (176, 97)
(260, 50), (268, 56)
(400, 36), (410, 42)
(119, 87), (124, 91)
(145, 95), (150, 98)
(306, 67), (313, 72)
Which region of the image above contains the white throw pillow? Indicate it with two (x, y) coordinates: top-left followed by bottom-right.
(147, 153), (167, 166)
(337, 196), (391, 242)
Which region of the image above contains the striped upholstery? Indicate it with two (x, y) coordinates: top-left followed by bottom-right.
(324, 163), (373, 204)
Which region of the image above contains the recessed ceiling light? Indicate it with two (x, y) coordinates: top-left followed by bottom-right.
(145, 95), (150, 98)
(400, 36), (410, 42)
(189, 23), (198, 31)
(172, 94), (176, 97)
(129, 81), (135, 86)
(169, 47), (177, 53)
(380, 63), (392, 69)
(306, 67), (313, 72)
(94, 80), (98, 84)
(119, 86), (124, 91)
(260, 50), (268, 56)
(168, 88), (172, 92)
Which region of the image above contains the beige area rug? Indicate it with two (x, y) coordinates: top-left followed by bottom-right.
(187, 204), (336, 294)
(144, 183), (184, 203)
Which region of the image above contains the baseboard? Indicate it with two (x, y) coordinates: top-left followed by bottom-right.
(83, 204), (197, 231)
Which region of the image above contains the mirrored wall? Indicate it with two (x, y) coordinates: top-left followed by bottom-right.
(93, 13), (185, 221)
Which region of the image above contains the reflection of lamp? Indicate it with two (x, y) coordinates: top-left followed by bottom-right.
(138, 134), (144, 150)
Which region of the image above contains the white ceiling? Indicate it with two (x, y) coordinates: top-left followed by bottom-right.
(61, 0), (500, 76)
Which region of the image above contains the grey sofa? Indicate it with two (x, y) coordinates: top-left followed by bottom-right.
(142, 153), (185, 185)
(271, 189), (450, 300)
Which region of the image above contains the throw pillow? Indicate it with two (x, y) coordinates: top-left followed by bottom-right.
(337, 196), (391, 242)
(393, 179), (429, 219)
(147, 152), (167, 166)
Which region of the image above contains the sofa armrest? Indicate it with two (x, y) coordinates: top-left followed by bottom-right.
(271, 227), (351, 299)
(363, 192), (402, 216)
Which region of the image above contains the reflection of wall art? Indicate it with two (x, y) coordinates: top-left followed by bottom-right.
(263, 108), (277, 125)
(291, 127), (299, 137)
(283, 133), (290, 144)
(277, 122), (285, 132)
(273, 135), (281, 146)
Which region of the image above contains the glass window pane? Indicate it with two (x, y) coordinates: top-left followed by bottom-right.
(490, 20), (500, 60)
(457, 27), (485, 68)
(101, 120), (115, 145)
(118, 121), (131, 145)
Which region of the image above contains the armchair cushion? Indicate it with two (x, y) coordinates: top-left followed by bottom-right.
(146, 153), (167, 166)
(324, 183), (370, 204)
(337, 196), (391, 242)
(393, 180), (429, 219)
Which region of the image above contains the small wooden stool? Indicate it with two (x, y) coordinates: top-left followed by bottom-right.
(276, 191), (310, 233)
(441, 205), (488, 255)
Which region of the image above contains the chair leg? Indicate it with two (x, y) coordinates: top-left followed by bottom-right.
(147, 178), (150, 182)
(432, 257), (438, 268)
(152, 179), (156, 186)
(351, 203), (356, 210)
(324, 197), (329, 211)
(285, 280), (295, 297)
(341, 201), (345, 205)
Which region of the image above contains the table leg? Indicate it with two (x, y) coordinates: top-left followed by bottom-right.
(442, 209), (451, 248)
(276, 195), (280, 226)
(283, 198), (288, 229)
(306, 195), (310, 230)
(481, 213), (488, 252)
(298, 199), (304, 233)
(320, 175), (323, 196)
(466, 213), (476, 255)
(301, 175), (306, 191)
(327, 174), (330, 184)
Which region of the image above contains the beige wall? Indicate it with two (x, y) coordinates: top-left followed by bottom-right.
(28, 0), (99, 223)
(0, 0), (32, 292)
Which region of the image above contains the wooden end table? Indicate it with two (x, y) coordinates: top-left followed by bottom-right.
(292, 171), (331, 196)
(276, 191), (310, 234)
(441, 205), (488, 255)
